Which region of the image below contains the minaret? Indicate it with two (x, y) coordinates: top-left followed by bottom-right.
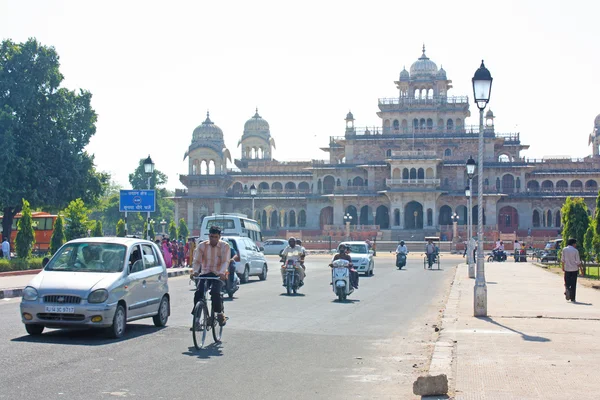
(238, 108), (275, 160)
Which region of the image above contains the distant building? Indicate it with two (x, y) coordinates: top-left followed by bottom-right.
(173, 47), (600, 241)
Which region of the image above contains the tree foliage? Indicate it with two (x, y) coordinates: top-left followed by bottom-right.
(0, 38), (108, 240)
(92, 220), (103, 237)
(169, 220), (177, 240)
(148, 221), (155, 241)
(64, 199), (90, 241)
(178, 218), (189, 240)
(50, 216), (66, 255)
(560, 197), (590, 261)
(116, 219), (125, 237)
(15, 199), (35, 258)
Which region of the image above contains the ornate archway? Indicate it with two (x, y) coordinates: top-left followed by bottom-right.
(375, 205), (389, 229)
(498, 206), (518, 233)
(404, 201), (423, 229)
(319, 206), (333, 229)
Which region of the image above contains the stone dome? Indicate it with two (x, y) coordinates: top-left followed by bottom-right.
(399, 66), (410, 81)
(436, 66), (447, 80)
(486, 109), (494, 118)
(410, 46), (438, 77)
(243, 109), (270, 134)
(193, 111), (223, 142)
(345, 111), (354, 121)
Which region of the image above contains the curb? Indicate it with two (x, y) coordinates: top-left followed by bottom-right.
(0, 269), (42, 277)
(419, 262), (463, 399)
(0, 268), (193, 300)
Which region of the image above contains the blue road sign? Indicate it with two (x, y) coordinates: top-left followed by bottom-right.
(119, 190), (156, 213)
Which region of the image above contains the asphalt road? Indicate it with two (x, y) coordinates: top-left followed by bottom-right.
(0, 253), (458, 400)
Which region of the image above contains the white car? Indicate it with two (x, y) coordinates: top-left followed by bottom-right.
(261, 239), (288, 255)
(222, 236), (268, 283)
(20, 238), (170, 338)
(339, 241), (374, 276)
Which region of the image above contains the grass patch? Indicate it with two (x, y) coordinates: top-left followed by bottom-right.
(0, 258), (46, 273)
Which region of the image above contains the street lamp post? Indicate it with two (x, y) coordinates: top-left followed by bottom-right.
(413, 210), (418, 228)
(344, 213), (352, 240)
(451, 212), (459, 253)
(250, 184), (257, 220)
(466, 156), (476, 278)
(143, 155), (155, 241)
(472, 60), (493, 317)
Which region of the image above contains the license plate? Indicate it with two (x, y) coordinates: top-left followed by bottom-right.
(44, 306), (75, 313)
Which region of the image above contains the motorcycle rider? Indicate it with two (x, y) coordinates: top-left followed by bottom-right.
(281, 237), (305, 286)
(492, 240), (505, 261)
(330, 244), (358, 289)
(395, 240), (408, 268)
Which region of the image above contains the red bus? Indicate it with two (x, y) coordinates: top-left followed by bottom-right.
(0, 212), (58, 252)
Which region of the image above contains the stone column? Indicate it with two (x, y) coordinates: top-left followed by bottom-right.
(333, 197), (344, 227)
(187, 201), (194, 232)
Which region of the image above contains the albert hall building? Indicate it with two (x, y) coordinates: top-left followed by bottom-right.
(173, 48), (600, 241)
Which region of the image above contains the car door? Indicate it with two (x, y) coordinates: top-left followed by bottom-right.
(140, 243), (165, 314)
(125, 244), (146, 319)
(247, 238), (262, 272)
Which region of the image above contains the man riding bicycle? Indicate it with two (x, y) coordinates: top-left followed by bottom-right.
(191, 226), (231, 326)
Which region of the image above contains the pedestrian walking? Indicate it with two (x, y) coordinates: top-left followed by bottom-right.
(162, 238), (172, 268)
(2, 237), (10, 260)
(561, 238), (583, 302)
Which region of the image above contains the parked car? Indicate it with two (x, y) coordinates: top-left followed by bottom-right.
(222, 236), (268, 283)
(339, 241), (375, 276)
(262, 239), (288, 255)
(20, 238), (170, 338)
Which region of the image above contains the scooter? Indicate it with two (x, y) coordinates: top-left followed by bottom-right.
(396, 253), (407, 269)
(223, 261), (240, 299)
(331, 259), (354, 301)
(487, 250), (507, 262)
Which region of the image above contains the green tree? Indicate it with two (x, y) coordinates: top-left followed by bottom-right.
(149, 221), (156, 241)
(50, 216), (66, 254)
(560, 197), (590, 265)
(583, 222), (595, 262)
(64, 199), (90, 241)
(169, 220), (177, 240)
(15, 199), (35, 258)
(116, 219), (125, 237)
(0, 38), (108, 241)
(92, 220), (103, 237)
(143, 221), (148, 240)
(178, 218), (189, 240)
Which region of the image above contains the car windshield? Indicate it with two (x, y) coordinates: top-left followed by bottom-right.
(346, 244), (368, 254)
(45, 243), (127, 273)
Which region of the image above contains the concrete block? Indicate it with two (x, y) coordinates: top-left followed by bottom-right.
(413, 374), (448, 396)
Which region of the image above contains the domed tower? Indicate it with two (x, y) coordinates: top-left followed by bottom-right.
(238, 109), (275, 160)
(185, 111), (231, 175)
(589, 114), (600, 157)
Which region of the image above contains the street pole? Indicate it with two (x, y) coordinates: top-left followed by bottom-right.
(147, 176), (151, 241)
(468, 178), (475, 278)
(474, 107), (487, 316)
(472, 60), (492, 317)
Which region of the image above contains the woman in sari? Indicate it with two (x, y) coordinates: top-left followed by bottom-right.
(162, 238), (172, 268)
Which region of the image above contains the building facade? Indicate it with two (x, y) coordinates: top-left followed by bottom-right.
(173, 48), (600, 240)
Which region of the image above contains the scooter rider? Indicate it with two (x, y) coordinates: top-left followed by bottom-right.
(395, 240), (408, 267)
(281, 237), (305, 286)
(330, 244), (359, 289)
(492, 240), (505, 260)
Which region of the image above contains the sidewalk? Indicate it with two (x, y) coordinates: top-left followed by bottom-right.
(431, 261), (600, 399)
(0, 267), (192, 299)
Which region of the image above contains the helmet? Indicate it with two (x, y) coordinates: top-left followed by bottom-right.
(400, 240), (405, 245)
(288, 237), (296, 244)
(295, 239), (302, 245)
(338, 243), (347, 253)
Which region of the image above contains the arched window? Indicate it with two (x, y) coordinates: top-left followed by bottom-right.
(393, 120), (399, 130)
(394, 209), (400, 226)
(496, 177), (501, 191)
(527, 180), (540, 191)
(200, 160), (208, 175)
(284, 182), (296, 191)
(541, 180), (554, 191)
(289, 210), (296, 227)
(447, 119), (454, 131)
(427, 208), (433, 226)
(498, 154), (510, 162)
(417, 168), (424, 179)
(571, 180), (582, 190)
(298, 210), (307, 227)
(336, 178), (341, 187)
(427, 118), (433, 130)
(444, 148), (451, 157)
(413, 119), (419, 130)
(271, 182), (283, 192)
(410, 168), (417, 179)
(420, 118), (426, 129)
(402, 168), (409, 179)
(386, 149), (392, 157)
(586, 180), (598, 190)
(532, 210), (540, 227)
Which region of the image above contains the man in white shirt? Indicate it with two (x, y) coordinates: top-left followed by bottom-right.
(514, 240), (522, 262)
(395, 241), (408, 269)
(561, 238), (582, 302)
(2, 237), (10, 260)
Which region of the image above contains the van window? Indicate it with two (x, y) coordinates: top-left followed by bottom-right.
(205, 218), (236, 230)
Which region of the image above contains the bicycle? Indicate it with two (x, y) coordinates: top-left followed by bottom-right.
(192, 276), (225, 349)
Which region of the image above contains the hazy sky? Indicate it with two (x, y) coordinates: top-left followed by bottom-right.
(1, 0), (599, 191)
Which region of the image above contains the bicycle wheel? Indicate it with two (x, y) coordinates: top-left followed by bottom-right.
(192, 301), (209, 350)
(211, 307), (223, 343)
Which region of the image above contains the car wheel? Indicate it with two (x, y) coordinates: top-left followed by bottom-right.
(25, 324), (44, 335)
(153, 296), (169, 327)
(259, 264), (267, 281)
(370, 263), (374, 276)
(240, 265), (250, 283)
(109, 304), (126, 339)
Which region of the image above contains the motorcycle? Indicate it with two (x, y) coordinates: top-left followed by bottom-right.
(222, 261), (240, 299)
(331, 259), (354, 301)
(396, 253), (407, 269)
(283, 259), (301, 295)
(487, 250), (507, 262)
